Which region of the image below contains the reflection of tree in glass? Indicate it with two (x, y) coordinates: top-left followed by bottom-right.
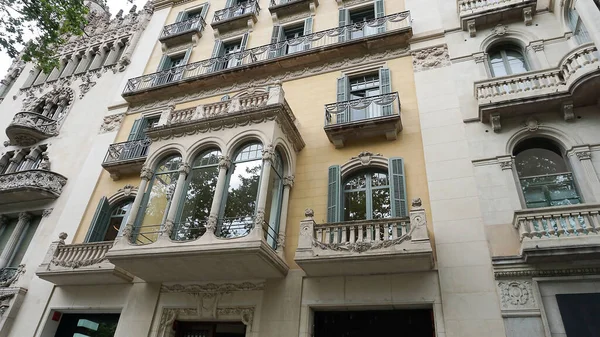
(220, 163), (262, 238)
(515, 148), (568, 177)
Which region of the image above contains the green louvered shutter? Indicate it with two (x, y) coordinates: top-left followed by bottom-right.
(175, 11), (185, 22)
(338, 9), (350, 42)
(389, 158), (408, 218)
(269, 26), (282, 58)
(303, 17), (313, 50)
(157, 55), (170, 71)
(85, 197), (111, 243)
(375, 0), (386, 34)
(225, 0), (234, 7)
(327, 165), (342, 222)
(211, 40), (224, 72)
(379, 67), (392, 116)
(127, 119), (143, 141)
(240, 33), (249, 50)
(336, 75), (349, 124)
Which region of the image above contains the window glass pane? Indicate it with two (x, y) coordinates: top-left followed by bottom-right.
(344, 174), (367, 190)
(515, 148), (569, 177)
(0, 219), (16, 252)
(264, 165), (283, 248)
(55, 313), (120, 337)
(505, 50), (528, 74)
(192, 149), (220, 167)
(235, 143), (262, 162)
(221, 159), (262, 237)
(344, 190), (367, 221)
(520, 174), (581, 208)
(176, 166), (219, 239)
(371, 172), (389, 187)
(105, 201), (132, 241)
(371, 188), (391, 219)
(156, 156), (183, 173)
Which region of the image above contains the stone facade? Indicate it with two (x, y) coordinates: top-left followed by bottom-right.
(0, 0), (598, 337)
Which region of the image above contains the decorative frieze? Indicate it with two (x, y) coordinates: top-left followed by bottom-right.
(495, 267), (600, 279)
(161, 282), (264, 294)
(0, 170), (67, 197)
(411, 45), (451, 72)
(98, 113), (125, 134)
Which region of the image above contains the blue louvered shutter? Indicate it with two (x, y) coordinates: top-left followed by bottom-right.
(303, 17), (313, 50)
(338, 9), (350, 42)
(379, 67), (392, 116)
(389, 158), (408, 217)
(327, 165), (342, 222)
(336, 76), (349, 124)
(85, 197), (111, 243)
(375, 0), (386, 34)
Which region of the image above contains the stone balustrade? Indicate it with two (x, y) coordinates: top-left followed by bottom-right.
(36, 233), (133, 285)
(458, 0), (529, 15)
(295, 200), (434, 276)
(513, 204), (600, 262)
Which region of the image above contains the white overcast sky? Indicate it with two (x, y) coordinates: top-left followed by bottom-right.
(0, 0), (146, 76)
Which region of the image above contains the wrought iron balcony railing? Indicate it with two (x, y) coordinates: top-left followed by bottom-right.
(270, 0), (304, 6)
(325, 92), (400, 126)
(458, 0), (531, 16)
(213, 1), (260, 23)
(124, 11), (411, 94)
(103, 139), (151, 165)
(160, 16), (206, 40)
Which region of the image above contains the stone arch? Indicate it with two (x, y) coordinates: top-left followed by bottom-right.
(505, 125), (582, 155)
(225, 130), (269, 160)
(185, 137), (226, 165)
(480, 27), (538, 53)
(145, 143), (185, 171)
(107, 184), (138, 205)
(340, 151), (389, 179)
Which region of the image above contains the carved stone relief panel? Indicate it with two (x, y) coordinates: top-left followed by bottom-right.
(497, 280), (538, 311)
(411, 45), (451, 72)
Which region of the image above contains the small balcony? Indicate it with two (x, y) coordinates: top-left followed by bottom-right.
(105, 217), (288, 283)
(514, 203), (600, 263)
(159, 16), (206, 49)
(37, 234), (134, 285)
(123, 11), (412, 103)
(211, 1), (260, 36)
(475, 44), (600, 131)
(295, 202), (434, 277)
(0, 169), (67, 205)
(459, 0), (536, 35)
(6, 112), (58, 146)
(324, 92), (402, 148)
(101, 139), (151, 180)
(268, 0), (318, 20)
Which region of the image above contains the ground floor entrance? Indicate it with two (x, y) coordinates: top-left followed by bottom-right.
(313, 309), (435, 337)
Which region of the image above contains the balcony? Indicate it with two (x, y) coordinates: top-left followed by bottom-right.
(268, 0), (318, 20)
(0, 170), (67, 205)
(123, 11), (412, 103)
(211, 1), (260, 36)
(458, 0), (536, 36)
(101, 139), (151, 180)
(105, 216), (288, 282)
(159, 16), (206, 49)
(514, 203), (600, 263)
(146, 85), (305, 152)
(475, 44), (600, 131)
(37, 234), (134, 285)
(295, 201), (434, 277)
(6, 112), (58, 146)
(324, 92), (402, 148)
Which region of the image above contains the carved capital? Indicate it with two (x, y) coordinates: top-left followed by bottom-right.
(178, 163), (191, 175)
(218, 156), (232, 170)
(262, 144), (275, 164)
(163, 220), (174, 238)
(140, 166), (153, 180)
(18, 212), (32, 223)
(499, 160), (513, 170)
(283, 175), (295, 188)
(576, 151), (592, 161)
(206, 215), (218, 232)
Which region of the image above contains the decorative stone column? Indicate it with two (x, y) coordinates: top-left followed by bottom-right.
(104, 43), (120, 66)
(497, 155), (525, 210)
(571, 146), (600, 203)
(473, 52), (489, 78)
(0, 154), (10, 174)
(207, 156), (231, 236)
(161, 163), (190, 240)
(409, 199), (429, 242)
(22, 146), (43, 170)
(252, 145), (275, 239)
(120, 166), (153, 244)
(5, 150), (26, 173)
(276, 175), (294, 254)
(575, 0), (600, 50)
(0, 213), (32, 269)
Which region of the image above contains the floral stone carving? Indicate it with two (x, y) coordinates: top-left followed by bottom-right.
(412, 45), (451, 72)
(498, 280), (537, 310)
(0, 170), (67, 197)
(99, 113), (125, 134)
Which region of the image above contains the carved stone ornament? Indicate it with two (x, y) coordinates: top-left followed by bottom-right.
(158, 306), (255, 336)
(42, 208), (54, 217)
(178, 163), (191, 175)
(523, 7), (533, 26)
(492, 24), (509, 36)
(0, 170), (67, 197)
(351, 151), (382, 166)
(140, 166), (154, 180)
(495, 267), (600, 279)
(562, 101), (575, 121)
(498, 280), (536, 309)
(206, 215), (218, 232)
(304, 208), (314, 218)
(121, 224), (134, 241)
(313, 234), (411, 253)
(118, 184), (135, 197)
(499, 160), (513, 170)
(283, 175), (295, 188)
(576, 151), (592, 161)
(0, 265), (25, 288)
(524, 117), (540, 132)
(78, 73), (97, 99)
(468, 20), (476, 37)
(277, 233), (286, 249)
(412, 45), (451, 72)
(98, 113), (125, 134)
(491, 114), (501, 132)
(411, 198), (422, 208)
(50, 241), (113, 269)
(161, 282), (264, 294)
(262, 144), (275, 163)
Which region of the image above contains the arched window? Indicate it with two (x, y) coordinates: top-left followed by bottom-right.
(567, 2), (591, 44)
(173, 149), (221, 241)
(134, 155), (182, 244)
(85, 198), (133, 243)
(220, 143), (263, 238)
(343, 170), (391, 221)
(514, 138), (581, 208)
(488, 45), (529, 77)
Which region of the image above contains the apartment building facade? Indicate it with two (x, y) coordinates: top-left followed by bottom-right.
(0, 0), (598, 336)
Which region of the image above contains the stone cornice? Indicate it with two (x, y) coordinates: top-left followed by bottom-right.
(495, 267), (600, 279)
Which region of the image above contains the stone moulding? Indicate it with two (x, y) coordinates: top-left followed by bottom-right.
(161, 282), (264, 294)
(0, 170), (67, 198)
(494, 267), (600, 279)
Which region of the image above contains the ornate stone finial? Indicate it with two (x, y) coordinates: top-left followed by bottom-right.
(140, 166), (153, 180)
(304, 209), (314, 218)
(58, 232), (68, 244)
(218, 156), (231, 170)
(411, 198), (422, 209)
(283, 175), (295, 188)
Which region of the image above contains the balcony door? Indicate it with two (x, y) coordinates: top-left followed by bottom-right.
(155, 50), (191, 85)
(335, 68), (392, 125)
(338, 0), (385, 42)
(211, 34), (249, 72)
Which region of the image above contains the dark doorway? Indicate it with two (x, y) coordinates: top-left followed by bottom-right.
(54, 313), (120, 337)
(314, 309), (435, 337)
(557, 293), (600, 337)
(174, 321), (246, 337)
